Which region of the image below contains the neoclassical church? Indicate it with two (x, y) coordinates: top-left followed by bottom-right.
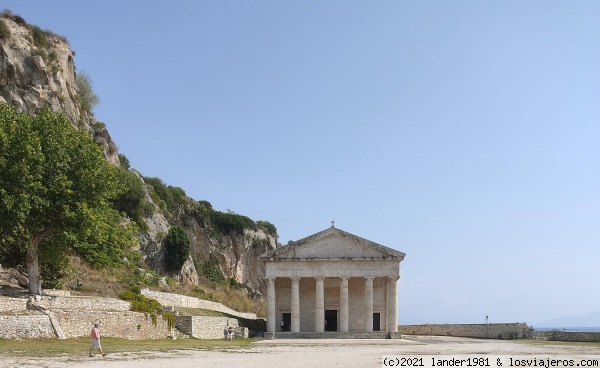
(261, 225), (405, 338)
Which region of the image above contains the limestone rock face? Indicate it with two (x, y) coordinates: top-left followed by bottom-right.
(0, 15), (119, 165)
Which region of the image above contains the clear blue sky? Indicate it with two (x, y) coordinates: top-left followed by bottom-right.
(5, 1), (599, 326)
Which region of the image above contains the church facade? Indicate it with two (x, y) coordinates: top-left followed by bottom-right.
(261, 225), (405, 336)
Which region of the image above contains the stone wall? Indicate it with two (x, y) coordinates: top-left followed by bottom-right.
(37, 295), (130, 311)
(54, 310), (171, 339)
(141, 289), (257, 319)
(0, 314), (56, 339)
(1, 291), (255, 340)
(0, 296), (27, 313)
(533, 330), (600, 342)
(176, 316), (248, 340)
(399, 323), (532, 339)
(0, 294), (171, 340)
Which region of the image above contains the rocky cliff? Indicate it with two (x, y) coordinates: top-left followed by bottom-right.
(0, 12), (277, 296)
(0, 12), (118, 165)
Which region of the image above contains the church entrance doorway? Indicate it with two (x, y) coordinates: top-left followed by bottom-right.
(281, 313), (291, 331)
(325, 310), (338, 331)
(373, 313), (381, 331)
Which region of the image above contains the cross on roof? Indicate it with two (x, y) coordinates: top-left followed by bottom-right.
(331, 220), (335, 228)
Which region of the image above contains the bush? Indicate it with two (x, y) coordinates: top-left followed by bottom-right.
(75, 71), (100, 112)
(257, 220), (277, 237)
(1, 9), (26, 25)
(143, 176), (187, 212)
(0, 19), (10, 40)
(113, 167), (153, 228)
(30, 25), (47, 47)
(164, 226), (190, 272)
(118, 286), (162, 314)
(200, 254), (225, 283)
(210, 210), (257, 235)
(118, 153), (131, 170)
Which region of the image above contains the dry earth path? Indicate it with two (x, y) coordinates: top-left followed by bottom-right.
(2, 336), (599, 368)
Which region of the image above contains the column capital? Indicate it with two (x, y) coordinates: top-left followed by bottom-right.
(266, 276), (276, 281)
(364, 276), (375, 281)
(339, 276), (350, 281)
(290, 276), (301, 281)
(314, 276), (325, 281)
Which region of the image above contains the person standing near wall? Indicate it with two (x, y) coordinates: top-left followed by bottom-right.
(89, 323), (107, 357)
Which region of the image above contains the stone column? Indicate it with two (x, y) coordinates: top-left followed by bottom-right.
(266, 277), (276, 332)
(291, 277), (301, 332)
(364, 276), (374, 332)
(315, 277), (325, 332)
(387, 276), (398, 332)
(339, 277), (349, 332)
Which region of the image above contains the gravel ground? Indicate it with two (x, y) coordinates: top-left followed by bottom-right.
(2, 336), (599, 368)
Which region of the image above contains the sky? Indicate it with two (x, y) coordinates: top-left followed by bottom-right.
(4, 1), (599, 327)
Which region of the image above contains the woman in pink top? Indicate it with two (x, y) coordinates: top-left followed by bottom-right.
(89, 323), (106, 357)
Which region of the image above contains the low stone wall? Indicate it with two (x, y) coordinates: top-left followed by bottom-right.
(0, 296), (27, 313)
(533, 330), (600, 342)
(0, 314), (56, 339)
(54, 310), (171, 339)
(141, 289), (257, 320)
(44, 289), (71, 297)
(399, 323), (532, 339)
(37, 295), (130, 311)
(176, 315), (248, 340)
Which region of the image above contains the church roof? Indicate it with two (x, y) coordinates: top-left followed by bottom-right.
(261, 226), (406, 261)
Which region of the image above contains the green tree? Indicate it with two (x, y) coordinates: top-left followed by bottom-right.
(0, 104), (132, 294)
(164, 226), (190, 272)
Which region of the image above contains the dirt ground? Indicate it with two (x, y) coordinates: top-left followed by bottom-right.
(2, 336), (600, 368)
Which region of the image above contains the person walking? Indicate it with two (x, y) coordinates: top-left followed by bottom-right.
(89, 323), (107, 357)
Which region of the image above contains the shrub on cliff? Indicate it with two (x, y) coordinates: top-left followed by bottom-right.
(75, 71), (100, 112)
(257, 220), (277, 237)
(164, 226), (190, 272)
(113, 168), (153, 229)
(143, 176), (187, 212)
(0, 19), (10, 40)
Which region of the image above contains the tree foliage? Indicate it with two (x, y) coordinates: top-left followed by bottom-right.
(75, 71), (99, 112)
(0, 104), (135, 294)
(164, 226), (190, 272)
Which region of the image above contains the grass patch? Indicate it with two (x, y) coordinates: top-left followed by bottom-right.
(175, 307), (230, 317)
(0, 337), (261, 357)
(515, 339), (600, 348)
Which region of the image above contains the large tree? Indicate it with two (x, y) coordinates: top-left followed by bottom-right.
(0, 104), (133, 294)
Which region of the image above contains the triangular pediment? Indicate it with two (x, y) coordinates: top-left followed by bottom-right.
(261, 227), (405, 261)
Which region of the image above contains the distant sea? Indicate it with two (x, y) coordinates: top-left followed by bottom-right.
(534, 327), (600, 332)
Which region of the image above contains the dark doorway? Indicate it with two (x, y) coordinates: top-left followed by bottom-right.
(325, 310), (338, 331)
(373, 313), (381, 331)
(281, 313), (291, 332)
